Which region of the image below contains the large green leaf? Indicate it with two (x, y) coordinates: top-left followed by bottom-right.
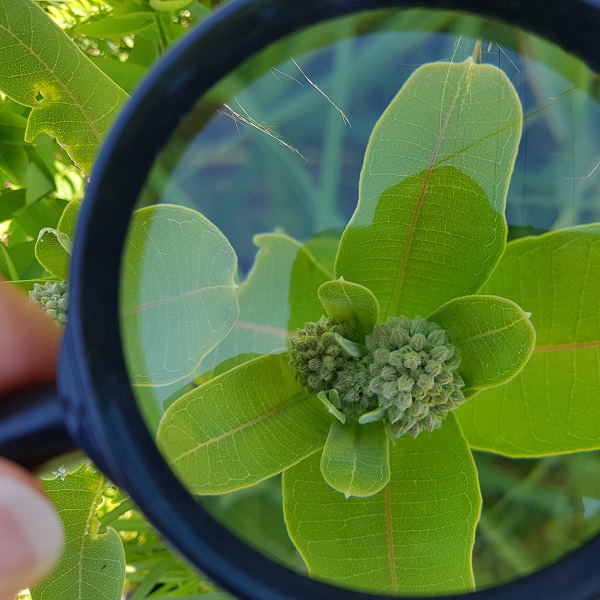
(457, 225), (600, 456)
(90, 57), (148, 95)
(32, 463), (125, 600)
(199, 233), (329, 374)
(320, 420), (390, 498)
(303, 229), (340, 277)
(149, 0), (194, 11)
(32, 198), (78, 280)
(0, 0), (128, 173)
(429, 295), (535, 392)
(1, 196), (62, 280)
(336, 166), (507, 319)
(335, 59), (521, 318)
(0, 239), (41, 281)
(120, 205), (239, 386)
(157, 353), (331, 494)
(283, 414), (481, 595)
(10, 194), (62, 238)
(25, 160), (54, 205)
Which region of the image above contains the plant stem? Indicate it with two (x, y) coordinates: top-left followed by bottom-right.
(315, 38), (353, 231)
(101, 497), (136, 527)
(155, 14), (169, 54)
(472, 38), (483, 63)
(489, 456), (561, 519)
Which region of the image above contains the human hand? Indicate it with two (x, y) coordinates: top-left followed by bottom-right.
(0, 281), (64, 599)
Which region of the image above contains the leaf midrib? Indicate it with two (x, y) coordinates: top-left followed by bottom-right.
(121, 284), (236, 315)
(171, 392), (309, 462)
(389, 72), (464, 316)
(385, 483), (398, 592)
(452, 315), (528, 344)
(78, 475), (105, 599)
(535, 339), (600, 353)
(234, 320), (291, 339)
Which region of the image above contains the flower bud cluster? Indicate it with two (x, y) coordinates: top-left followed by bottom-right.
(290, 313), (466, 438)
(366, 316), (465, 438)
(29, 280), (68, 327)
(288, 316), (377, 420)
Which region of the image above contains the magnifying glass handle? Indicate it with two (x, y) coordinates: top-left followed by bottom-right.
(0, 384), (76, 471)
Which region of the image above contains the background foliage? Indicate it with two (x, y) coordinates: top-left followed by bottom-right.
(2, 1), (600, 598)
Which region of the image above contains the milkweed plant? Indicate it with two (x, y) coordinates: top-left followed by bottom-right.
(116, 54), (600, 595)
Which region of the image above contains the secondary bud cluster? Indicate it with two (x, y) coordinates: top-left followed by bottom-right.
(366, 316), (465, 438)
(289, 314), (465, 438)
(29, 280), (68, 327)
(288, 316), (376, 420)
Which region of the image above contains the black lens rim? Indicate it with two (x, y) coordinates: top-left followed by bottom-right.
(67, 1), (600, 599)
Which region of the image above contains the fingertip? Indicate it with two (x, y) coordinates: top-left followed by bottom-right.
(0, 459), (64, 597)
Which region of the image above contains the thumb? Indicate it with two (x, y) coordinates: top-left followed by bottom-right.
(0, 281), (64, 597)
(0, 459), (64, 599)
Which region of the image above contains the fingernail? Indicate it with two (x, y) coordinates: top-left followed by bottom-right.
(0, 475), (64, 593)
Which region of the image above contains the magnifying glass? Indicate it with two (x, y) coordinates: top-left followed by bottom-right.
(2, 0), (600, 598)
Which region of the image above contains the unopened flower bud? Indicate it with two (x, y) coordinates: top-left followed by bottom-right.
(364, 315), (465, 439)
(29, 281), (68, 327)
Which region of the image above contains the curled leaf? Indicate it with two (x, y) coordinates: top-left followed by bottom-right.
(318, 278), (379, 340)
(320, 419), (390, 498)
(429, 294), (536, 392)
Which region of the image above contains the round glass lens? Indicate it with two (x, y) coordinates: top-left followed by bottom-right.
(118, 7), (600, 596)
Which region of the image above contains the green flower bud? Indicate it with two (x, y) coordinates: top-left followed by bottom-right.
(397, 373), (414, 392)
(29, 280), (68, 327)
(381, 380), (397, 401)
(373, 348), (390, 364)
(380, 366), (397, 381)
(427, 329), (446, 346)
(390, 328), (407, 346)
(436, 372), (453, 385)
(403, 351), (421, 370)
(410, 332), (427, 351)
(424, 360), (442, 375)
(397, 392), (413, 410)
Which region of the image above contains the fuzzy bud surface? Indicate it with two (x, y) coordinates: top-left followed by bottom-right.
(290, 313), (466, 438)
(366, 316), (465, 438)
(289, 316), (376, 420)
(29, 280), (68, 327)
